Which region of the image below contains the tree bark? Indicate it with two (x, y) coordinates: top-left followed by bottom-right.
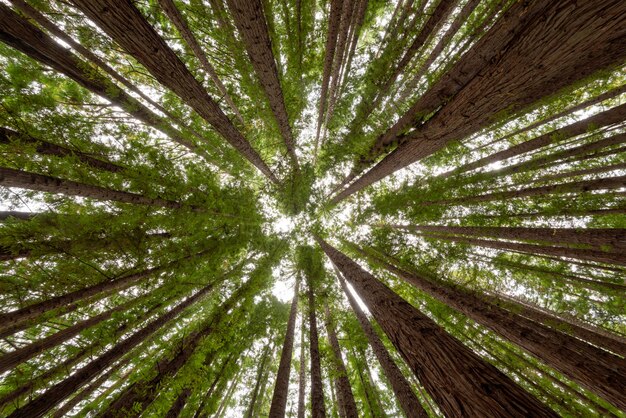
(0, 4), (198, 152)
(332, 1), (626, 203)
(268, 277), (300, 417)
(316, 237), (556, 417)
(244, 346), (272, 418)
(334, 267), (427, 418)
(69, 0), (278, 183)
(323, 304), (358, 418)
(225, 0), (299, 170)
(297, 313), (306, 418)
(7, 278), (220, 418)
(361, 247), (626, 409)
(307, 278), (327, 418)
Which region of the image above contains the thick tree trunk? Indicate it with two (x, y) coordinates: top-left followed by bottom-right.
(362, 247), (626, 409)
(0, 4), (198, 152)
(447, 103), (626, 177)
(157, 0), (244, 124)
(225, 0), (299, 170)
(316, 237), (556, 417)
(297, 313), (306, 418)
(335, 268), (427, 417)
(323, 304), (358, 418)
(388, 224), (626, 253)
(332, 1), (626, 203)
(307, 279), (327, 418)
(0, 251), (206, 338)
(0, 167), (184, 208)
(269, 277), (300, 417)
(7, 278), (220, 418)
(69, 0), (278, 183)
(165, 388), (192, 418)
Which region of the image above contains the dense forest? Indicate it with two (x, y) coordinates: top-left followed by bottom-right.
(0, 0), (624, 416)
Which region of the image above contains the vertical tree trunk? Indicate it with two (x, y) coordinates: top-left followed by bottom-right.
(69, 0), (278, 182)
(297, 313), (306, 418)
(308, 278), (327, 418)
(269, 277), (300, 417)
(245, 346), (272, 418)
(361, 246), (626, 409)
(316, 237), (556, 417)
(335, 268), (427, 417)
(323, 304), (358, 418)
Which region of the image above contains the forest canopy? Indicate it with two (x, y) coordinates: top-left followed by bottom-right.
(0, 0), (625, 417)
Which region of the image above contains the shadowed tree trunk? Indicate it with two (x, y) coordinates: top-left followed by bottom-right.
(358, 246), (626, 409)
(297, 313), (306, 418)
(244, 346), (272, 418)
(323, 304), (358, 418)
(69, 0), (278, 182)
(316, 237), (556, 417)
(334, 267), (427, 418)
(157, 0), (244, 124)
(332, 1), (626, 203)
(269, 277), (300, 417)
(307, 278), (327, 418)
(225, 0), (299, 170)
(0, 4), (199, 152)
(192, 353), (236, 418)
(6, 277), (222, 418)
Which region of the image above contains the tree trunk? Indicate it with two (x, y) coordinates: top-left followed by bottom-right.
(244, 346), (272, 418)
(0, 4), (198, 152)
(269, 277), (300, 417)
(165, 388), (192, 418)
(334, 267), (427, 418)
(0, 167), (184, 209)
(323, 304), (358, 418)
(193, 353), (235, 418)
(297, 313), (306, 418)
(308, 278), (327, 418)
(225, 0), (299, 170)
(332, 1), (626, 203)
(361, 247), (626, 410)
(69, 0), (278, 183)
(7, 277), (220, 418)
(0, 251), (206, 337)
(316, 237), (556, 417)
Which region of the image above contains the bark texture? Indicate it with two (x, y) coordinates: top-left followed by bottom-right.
(316, 237), (556, 418)
(307, 279), (327, 418)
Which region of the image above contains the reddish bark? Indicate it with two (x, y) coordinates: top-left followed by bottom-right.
(297, 313), (306, 418)
(316, 237), (556, 417)
(69, 0), (278, 182)
(335, 269), (427, 418)
(268, 278), (300, 417)
(307, 279), (327, 418)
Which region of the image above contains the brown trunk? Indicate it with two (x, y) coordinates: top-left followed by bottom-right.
(193, 353), (235, 418)
(332, 1), (626, 203)
(423, 175), (626, 207)
(533, 161), (626, 183)
(214, 371), (241, 418)
(297, 313), (306, 418)
(0, 251), (207, 337)
(1, 128), (124, 173)
(337, 0), (368, 99)
(7, 278), (220, 418)
(307, 278), (327, 418)
(335, 268), (427, 418)
(0, 4), (198, 152)
(157, 0), (244, 124)
(69, 0), (278, 182)
(225, 0), (298, 169)
(244, 346), (271, 418)
(268, 277), (300, 417)
(165, 388), (192, 418)
(361, 247), (626, 409)
(389, 224), (626, 252)
(0, 167), (184, 208)
(316, 237), (556, 417)
(447, 103), (626, 177)
(323, 304), (358, 418)
(0, 211), (35, 221)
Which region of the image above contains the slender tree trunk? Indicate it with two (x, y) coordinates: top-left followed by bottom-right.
(225, 0), (299, 170)
(214, 370), (241, 418)
(193, 353), (235, 418)
(69, 0), (278, 182)
(308, 278), (327, 418)
(316, 237), (556, 417)
(334, 267), (427, 418)
(164, 388), (192, 418)
(360, 247), (626, 409)
(332, 1), (626, 203)
(297, 313), (306, 418)
(269, 277), (300, 417)
(0, 167), (185, 209)
(7, 277), (221, 418)
(0, 4), (198, 152)
(0, 211), (36, 221)
(244, 346), (272, 418)
(323, 304), (358, 418)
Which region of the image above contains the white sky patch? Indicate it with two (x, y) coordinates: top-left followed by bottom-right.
(273, 215), (296, 234)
